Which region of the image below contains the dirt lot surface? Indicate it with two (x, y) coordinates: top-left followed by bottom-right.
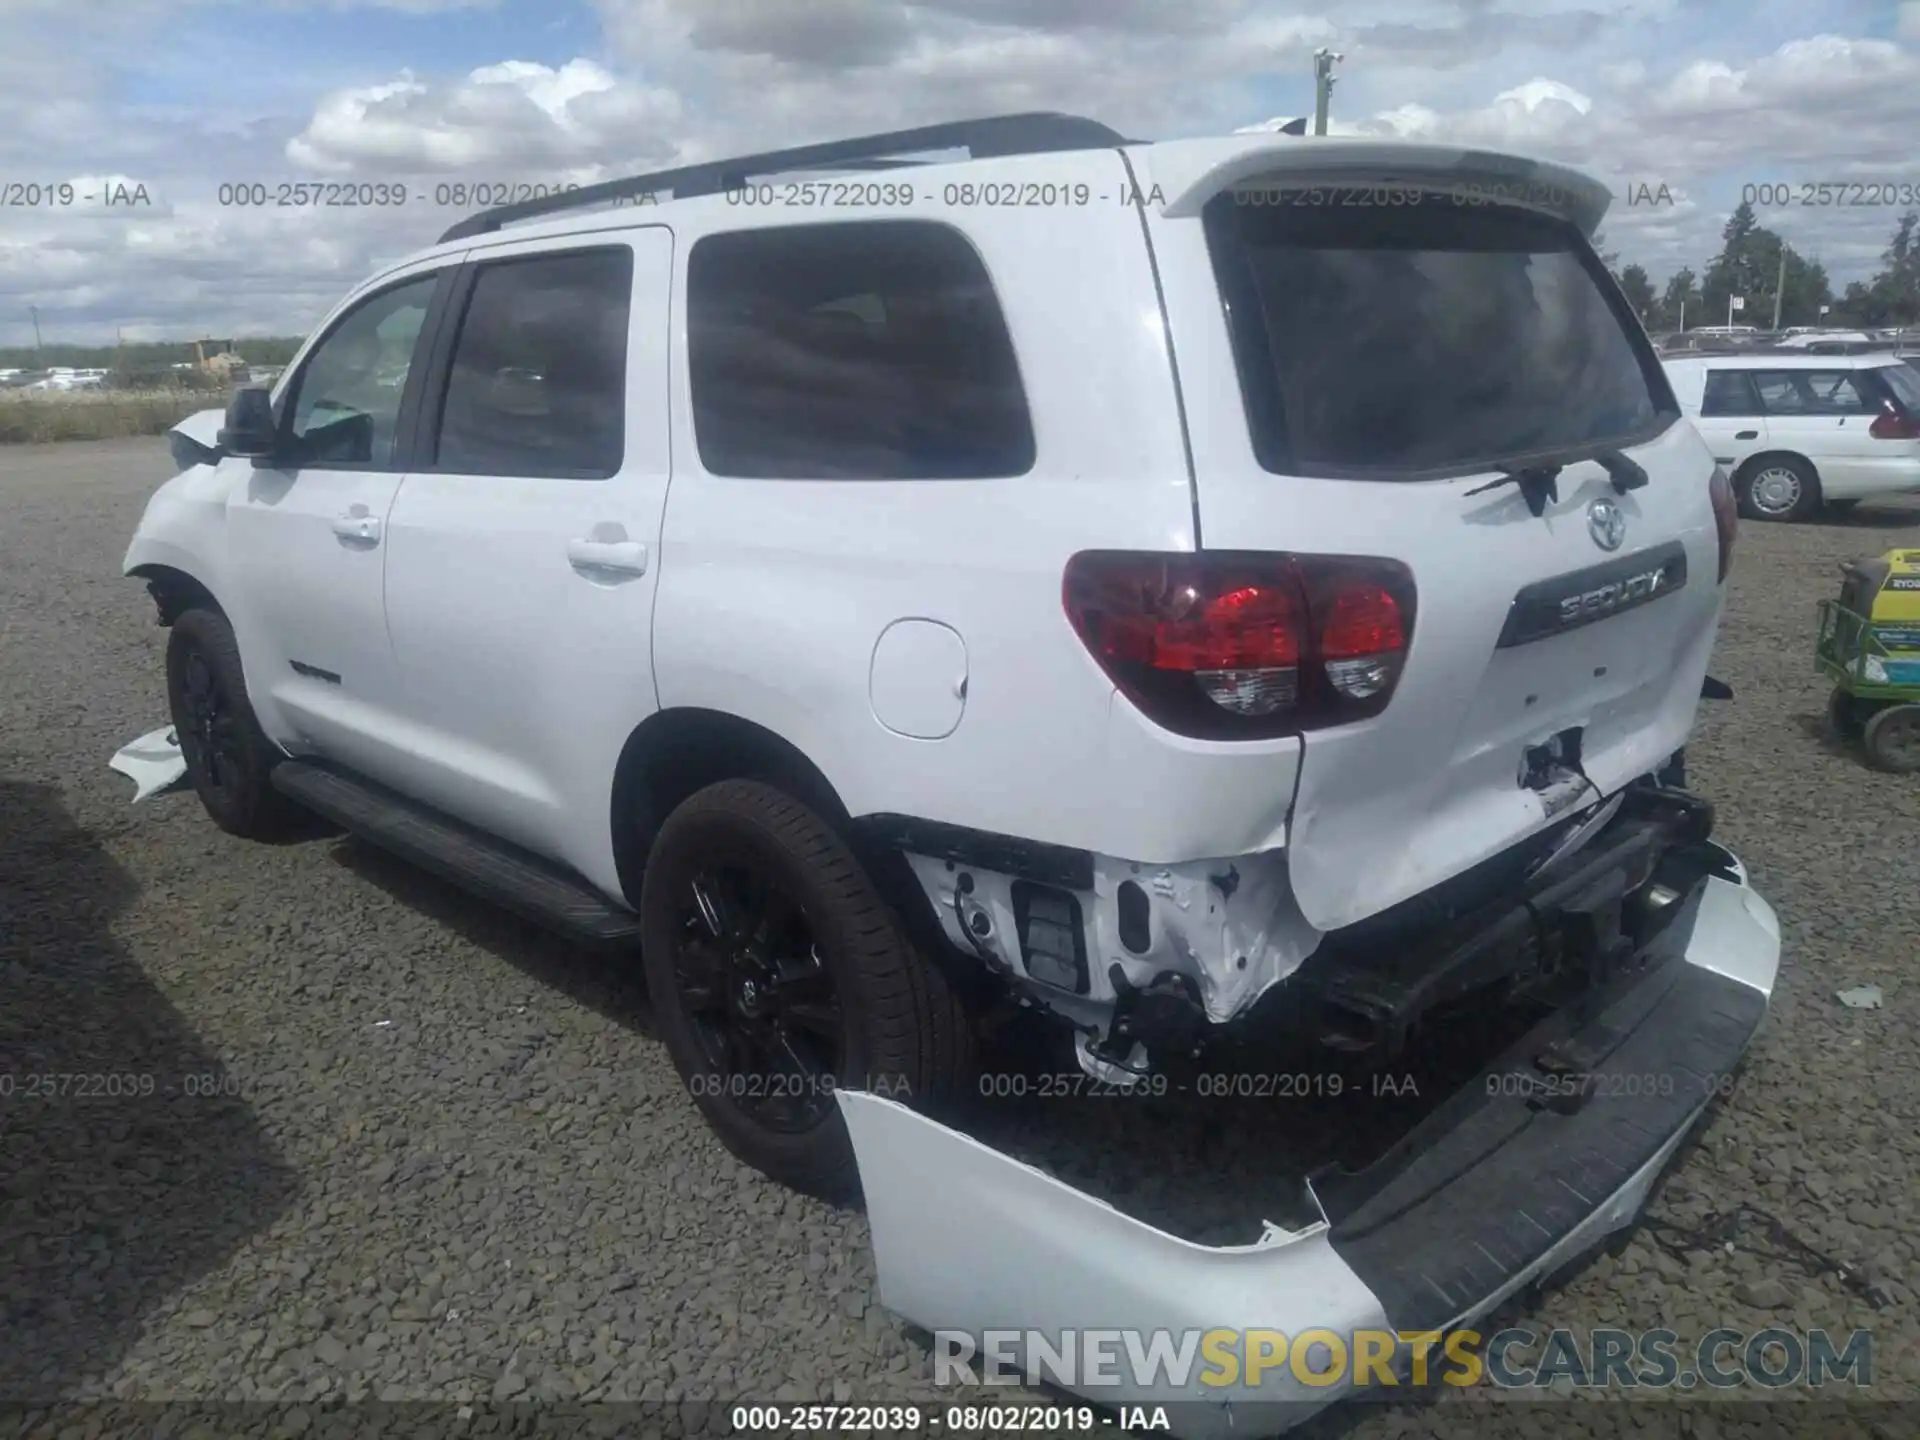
(3, 438), (1918, 1438)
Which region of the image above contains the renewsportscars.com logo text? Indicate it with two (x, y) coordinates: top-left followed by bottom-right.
(934, 1326), (1873, 1391)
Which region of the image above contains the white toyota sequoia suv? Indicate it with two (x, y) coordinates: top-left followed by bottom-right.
(129, 114), (1783, 1413)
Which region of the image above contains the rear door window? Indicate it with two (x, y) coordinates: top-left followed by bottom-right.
(1750, 372), (1813, 414)
(1202, 194), (1674, 479)
(686, 221), (1034, 479)
(1802, 371), (1875, 414)
(432, 246), (632, 479)
(1701, 370), (1761, 416)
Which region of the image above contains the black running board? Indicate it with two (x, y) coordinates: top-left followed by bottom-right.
(271, 760), (641, 947)
(1319, 886), (1766, 1332)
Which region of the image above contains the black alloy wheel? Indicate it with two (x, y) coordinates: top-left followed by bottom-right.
(175, 639), (246, 807)
(639, 779), (978, 1198)
(164, 606), (307, 838)
(670, 856), (846, 1133)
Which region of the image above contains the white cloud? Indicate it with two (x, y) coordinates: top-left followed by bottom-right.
(1495, 78), (1593, 114)
(4, 4), (1920, 346)
(284, 61), (682, 173)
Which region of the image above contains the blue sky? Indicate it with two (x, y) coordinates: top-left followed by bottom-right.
(2, 0), (1918, 345)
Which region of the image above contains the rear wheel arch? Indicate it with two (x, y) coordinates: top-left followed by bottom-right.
(611, 710), (1004, 1012)
(129, 563), (223, 626)
(610, 709), (852, 910)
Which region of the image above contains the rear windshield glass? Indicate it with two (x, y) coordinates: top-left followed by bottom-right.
(1876, 361), (1920, 412)
(1203, 192), (1674, 479)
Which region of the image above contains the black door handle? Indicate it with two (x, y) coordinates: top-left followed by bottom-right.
(1735, 430), (1758, 439)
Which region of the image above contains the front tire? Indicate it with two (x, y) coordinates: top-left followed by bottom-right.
(165, 608), (305, 839)
(639, 779), (975, 1199)
(1736, 456), (1820, 522)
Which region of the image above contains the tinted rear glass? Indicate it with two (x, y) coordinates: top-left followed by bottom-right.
(687, 221), (1034, 479)
(1203, 193), (1672, 479)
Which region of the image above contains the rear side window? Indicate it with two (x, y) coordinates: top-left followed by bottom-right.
(1750, 370), (1875, 416)
(1701, 369), (1761, 417)
(433, 247), (632, 479)
(1203, 194), (1673, 479)
(687, 221), (1034, 479)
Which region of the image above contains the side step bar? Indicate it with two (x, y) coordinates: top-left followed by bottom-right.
(270, 760), (641, 947)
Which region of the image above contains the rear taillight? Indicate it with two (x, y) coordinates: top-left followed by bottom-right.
(1062, 552), (1416, 738)
(1709, 463), (1738, 584)
(1870, 403), (1919, 440)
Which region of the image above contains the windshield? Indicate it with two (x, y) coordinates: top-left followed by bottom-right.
(1203, 190), (1675, 480)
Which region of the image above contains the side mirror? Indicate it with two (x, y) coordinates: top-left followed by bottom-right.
(217, 387), (278, 458)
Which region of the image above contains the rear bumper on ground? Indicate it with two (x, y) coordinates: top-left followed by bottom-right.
(840, 851), (1779, 1438)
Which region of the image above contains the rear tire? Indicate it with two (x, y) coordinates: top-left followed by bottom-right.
(639, 779), (976, 1199)
(165, 608), (306, 839)
(1736, 456), (1820, 522)
(1828, 685), (1867, 741)
(1863, 704), (1920, 774)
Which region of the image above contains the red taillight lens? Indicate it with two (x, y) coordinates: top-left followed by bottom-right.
(1870, 405), (1919, 440)
(1062, 552), (1416, 738)
(1709, 463), (1738, 584)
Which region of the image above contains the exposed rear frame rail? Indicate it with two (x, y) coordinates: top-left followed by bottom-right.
(438, 112), (1134, 244)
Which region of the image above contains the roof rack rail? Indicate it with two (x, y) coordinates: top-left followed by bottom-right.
(437, 111), (1132, 244)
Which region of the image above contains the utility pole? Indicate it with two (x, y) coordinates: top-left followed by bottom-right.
(1770, 243), (1789, 330)
(1313, 48), (1344, 135)
(30, 305), (43, 368)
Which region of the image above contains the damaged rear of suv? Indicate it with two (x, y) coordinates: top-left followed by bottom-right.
(881, 138), (1751, 1074)
(833, 134), (1772, 1429)
(125, 113), (1775, 1432)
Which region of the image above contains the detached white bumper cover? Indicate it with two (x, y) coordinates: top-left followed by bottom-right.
(841, 864), (1779, 1437)
(108, 725), (191, 803)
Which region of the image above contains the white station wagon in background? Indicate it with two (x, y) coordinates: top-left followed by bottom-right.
(1663, 351), (1920, 521)
(125, 113), (1782, 1430)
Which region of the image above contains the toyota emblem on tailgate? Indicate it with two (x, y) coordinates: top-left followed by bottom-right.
(1587, 497), (1627, 551)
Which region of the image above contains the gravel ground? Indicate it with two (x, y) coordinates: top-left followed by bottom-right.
(3, 438), (1918, 1439)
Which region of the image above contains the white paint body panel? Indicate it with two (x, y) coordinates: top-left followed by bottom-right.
(843, 865), (1780, 1438)
(651, 148), (1201, 856)
(377, 228), (674, 892)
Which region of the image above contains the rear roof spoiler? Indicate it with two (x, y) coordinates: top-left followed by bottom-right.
(1139, 136), (1613, 235)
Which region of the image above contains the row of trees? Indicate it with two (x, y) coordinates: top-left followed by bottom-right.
(1603, 204), (1920, 333)
(0, 336), (305, 372)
